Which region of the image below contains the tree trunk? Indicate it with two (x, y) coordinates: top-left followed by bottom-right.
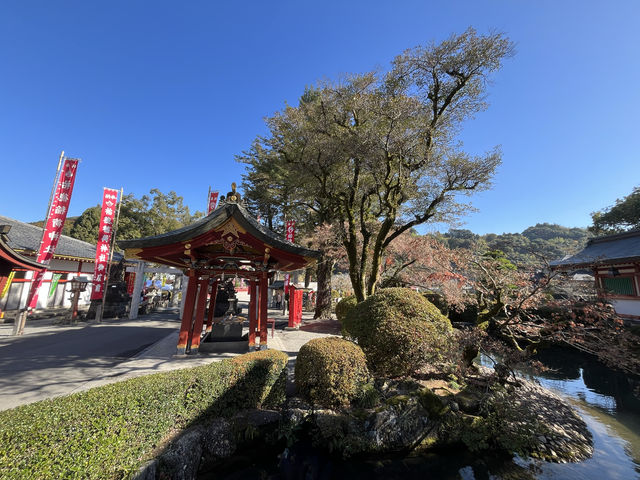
(304, 267), (312, 288)
(344, 236), (366, 302)
(314, 256), (334, 319)
(366, 249), (384, 297)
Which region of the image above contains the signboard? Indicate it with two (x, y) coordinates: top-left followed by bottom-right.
(26, 158), (79, 309)
(207, 191), (219, 214)
(125, 272), (136, 295)
(90, 188), (119, 300)
(285, 220), (295, 244)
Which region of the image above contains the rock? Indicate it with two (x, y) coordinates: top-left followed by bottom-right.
(358, 397), (434, 452)
(455, 391), (481, 414)
(234, 408), (281, 428)
(158, 428), (203, 480)
(131, 460), (157, 480)
(201, 418), (235, 459)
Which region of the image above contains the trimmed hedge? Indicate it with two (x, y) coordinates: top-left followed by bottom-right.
(0, 349), (288, 480)
(335, 296), (358, 323)
(295, 337), (371, 408)
(343, 288), (452, 377)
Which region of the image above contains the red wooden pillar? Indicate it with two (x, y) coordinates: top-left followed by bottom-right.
(177, 273), (198, 354)
(190, 276), (210, 353)
(259, 273), (268, 347)
(206, 279), (219, 333)
(288, 286), (296, 328)
(248, 279), (257, 348)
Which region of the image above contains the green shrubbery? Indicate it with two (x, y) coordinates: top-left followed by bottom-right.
(295, 337), (371, 408)
(335, 296), (358, 323)
(0, 349), (288, 480)
(343, 288), (452, 377)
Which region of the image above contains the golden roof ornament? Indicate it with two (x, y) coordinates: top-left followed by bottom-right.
(225, 182), (241, 203)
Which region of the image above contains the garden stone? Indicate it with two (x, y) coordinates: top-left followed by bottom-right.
(234, 408), (282, 428)
(201, 418), (235, 459)
(158, 428), (203, 480)
(365, 397), (433, 450)
(131, 460), (157, 480)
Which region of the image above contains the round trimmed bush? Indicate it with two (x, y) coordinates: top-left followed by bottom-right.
(344, 288), (452, 377)
(335, 296), (358, 323)
(295, 337), (371, 408)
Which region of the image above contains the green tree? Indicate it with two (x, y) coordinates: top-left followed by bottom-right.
(590, 186), (640, 234)
(240, 29), (513, 302)
(69, 206), (101, 243)
(67, 190), (204, 247)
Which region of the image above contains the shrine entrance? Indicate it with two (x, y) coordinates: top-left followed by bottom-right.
(119, 186), (319, 354)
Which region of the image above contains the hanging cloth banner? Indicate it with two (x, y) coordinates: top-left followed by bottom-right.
(90, 188), (119, 300)
(207, 191), (219, 214)
(285, 220), (296, 244)
(26, 158), (79, 309)
(284, 273), (290, 294)
(1, 271), (15, 299)
(48, 273), (62, 298)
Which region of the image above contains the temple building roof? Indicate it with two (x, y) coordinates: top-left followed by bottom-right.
(551, 229), (640, 269)
(0, 226), (45, 275)
(0, 214), (123, 263)
(118, 198), (320, 275)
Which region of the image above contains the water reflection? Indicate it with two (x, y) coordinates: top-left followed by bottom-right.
(526, 347), (640, 479)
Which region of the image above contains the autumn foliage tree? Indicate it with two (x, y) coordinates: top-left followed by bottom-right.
(388, 236), (640, 376)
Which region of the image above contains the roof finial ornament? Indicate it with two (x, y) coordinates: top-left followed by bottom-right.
(225, 182), (242, 203)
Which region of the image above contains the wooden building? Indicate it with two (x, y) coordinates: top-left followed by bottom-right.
(119, 187), (320, 353)
(551, 229), (640, 319)
(0, 214), (123, 316)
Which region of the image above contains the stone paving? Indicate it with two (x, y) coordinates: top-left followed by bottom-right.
(0, 298), (340, 409)
(80, 307), (341, 396)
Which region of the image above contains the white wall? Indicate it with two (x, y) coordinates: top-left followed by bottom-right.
(0, 257), (95, 312)
(611, 298), (640, 317)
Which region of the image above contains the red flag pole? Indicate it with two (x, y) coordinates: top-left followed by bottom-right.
(207, 186), (211, 213)
(37, 151), (65, 250)
(14, 151), (64, 335)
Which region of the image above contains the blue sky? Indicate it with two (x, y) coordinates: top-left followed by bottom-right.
(1, 0), (639, 235)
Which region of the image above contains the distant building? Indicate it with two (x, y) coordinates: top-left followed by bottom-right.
(551, 230), (640, 319)
(0, 214), (123, 316)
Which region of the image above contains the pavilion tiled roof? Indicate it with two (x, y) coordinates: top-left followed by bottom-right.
(0, 214), (123, 262)
(118, 202), (321, 260)
(551, 229), (640, 269)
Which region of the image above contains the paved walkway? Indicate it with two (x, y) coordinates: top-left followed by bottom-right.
(79, 307), (341, 396)
(0, 302), (340, 410)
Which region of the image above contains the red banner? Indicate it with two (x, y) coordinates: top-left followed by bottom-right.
(26, 158), (79, 309)
(284, 273), (290, 294)
(207, 191), (219, 214)
(285, 220), (295, 244)
(125, 272), (136, 295)
(90, 188), (119, 300)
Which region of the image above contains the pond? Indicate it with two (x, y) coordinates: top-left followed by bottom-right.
(515, 347), (640, 480)
(202, 347), (640, 479)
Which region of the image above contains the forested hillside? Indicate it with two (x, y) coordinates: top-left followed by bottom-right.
(438, 223), (590, 265)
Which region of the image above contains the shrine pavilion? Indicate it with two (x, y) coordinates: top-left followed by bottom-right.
(118, 185), (320, 354)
